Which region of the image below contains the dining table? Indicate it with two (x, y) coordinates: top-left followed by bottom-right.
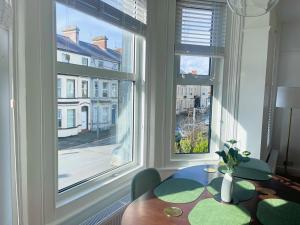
(121, 164), (300, 225)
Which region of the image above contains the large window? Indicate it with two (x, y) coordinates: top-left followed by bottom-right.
(67, 109), (76, 128)
(57, 78), (62, 98)
(174, 0), (227, 156)
(81, 80), (88, 98)
(66, 79), (75, 98)
(56, 1), (145, 192)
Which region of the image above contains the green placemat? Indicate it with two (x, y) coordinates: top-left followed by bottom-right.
(188, 198), (251, 225)
(207, 177), (256, 202)
(154, 178), (204, 203)
(218, 165), (272, 181)
(257, 199), (300, 225)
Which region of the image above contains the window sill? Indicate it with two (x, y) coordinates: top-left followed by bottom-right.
(56, 163), (144, 208)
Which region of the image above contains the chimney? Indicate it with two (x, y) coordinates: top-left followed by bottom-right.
(92, 36), (108, 50)
(62, 26), (80, 44)
(115, 48), (123, 54)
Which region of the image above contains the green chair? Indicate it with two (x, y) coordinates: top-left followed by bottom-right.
(131, 168), (161, 201)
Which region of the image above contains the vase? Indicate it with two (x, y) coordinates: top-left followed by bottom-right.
(221, 172), (233, 203)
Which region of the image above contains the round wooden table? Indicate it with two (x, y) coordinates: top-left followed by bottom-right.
(121, 165), (300, 225)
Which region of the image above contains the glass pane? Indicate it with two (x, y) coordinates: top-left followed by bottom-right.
(56, 3), (134, 73)
(175, 85), (212, 154)
(66, 79), (75, 98)
(57, 76), (133, 191)
(180, 56), (210, 76)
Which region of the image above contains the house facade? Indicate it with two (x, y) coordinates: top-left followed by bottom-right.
(176, 85), (211, 115)
(57, 26), (119, 138)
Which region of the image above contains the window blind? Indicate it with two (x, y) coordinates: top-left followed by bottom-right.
(57, 0), (147, 36)
(0, 0), (12, 29)
(175, 0), (227, 57)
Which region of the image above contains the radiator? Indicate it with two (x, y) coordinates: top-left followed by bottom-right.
(80, 194), (130, 225)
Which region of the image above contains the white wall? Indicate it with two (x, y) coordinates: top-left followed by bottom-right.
(273, 2), (300, 175)
(237, 13), (279, 160)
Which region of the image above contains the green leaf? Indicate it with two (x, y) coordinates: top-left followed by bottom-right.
(228, 148), (238, 159)
(216, 150), (228, 164)
(224, 143), (231, 150)
(242, 151), (251, 157)
(227, 139), (237, 145)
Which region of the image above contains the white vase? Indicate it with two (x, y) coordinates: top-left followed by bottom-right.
(221, 173), (233, 203)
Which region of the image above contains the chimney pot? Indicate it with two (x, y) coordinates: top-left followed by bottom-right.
(62, 26), (80, 44)
(92, 36), (108, 50)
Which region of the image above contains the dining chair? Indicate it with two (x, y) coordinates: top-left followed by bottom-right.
(131, 168), (161, 201)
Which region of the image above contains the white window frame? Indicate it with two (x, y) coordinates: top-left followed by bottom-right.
(15, 0), (147, 224)
(160, 0), (227, 168)
(54, 11), (146, 203)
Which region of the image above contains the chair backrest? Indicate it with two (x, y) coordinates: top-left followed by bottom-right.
(131, 168), (161, 201)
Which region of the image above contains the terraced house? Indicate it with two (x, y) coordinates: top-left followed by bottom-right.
(56, 26), (120, 137)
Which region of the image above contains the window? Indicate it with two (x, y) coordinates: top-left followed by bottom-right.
(57, 109), (62, 128)
(102, 82), (108, 97)
(67, 109), (76, 128)
(56, 1), (145, 192)
(61, 53), (70, 63)
(82, 57), (88, 66)
(66, 79), (75, 98)
(98, 60), (104, 68)
(82, 80), (88, 98)
(102, 107), (109, 123)
(111, 83), (117, 97)
(174, 0), (227, 156)
(57, 78), (62, 98)
(94, 80), (99, 98)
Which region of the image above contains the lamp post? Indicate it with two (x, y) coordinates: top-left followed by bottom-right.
(276, 87), (300, 174)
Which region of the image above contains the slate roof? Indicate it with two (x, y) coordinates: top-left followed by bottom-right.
(56, 34), (121, 63)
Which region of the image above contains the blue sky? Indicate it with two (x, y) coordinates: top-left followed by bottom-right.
(56, 3), (124, 49)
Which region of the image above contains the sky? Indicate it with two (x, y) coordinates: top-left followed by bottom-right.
(56, 2), (210, 76)
(56, 3), (124, 49)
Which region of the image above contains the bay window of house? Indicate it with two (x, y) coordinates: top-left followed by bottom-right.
(67, 109), (76, 128)
(81, 80), (88, 98)
(102, 81), (109, 97)
(55, 0), (146, 193)
(172, 0), (227, 159)
(57, 78), (62, 98)
(66, 79), (75, 98)
(58, 109), (62, 128)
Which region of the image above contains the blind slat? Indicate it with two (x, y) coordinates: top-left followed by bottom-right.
(175, 0), (227, 56)
(57, 0), (147, 36)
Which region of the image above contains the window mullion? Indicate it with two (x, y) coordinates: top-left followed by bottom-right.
(56, 62), (136, 81)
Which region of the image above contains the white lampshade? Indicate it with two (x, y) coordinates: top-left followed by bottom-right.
(276, 87), (300, 109)
(227, 0), (279, 17)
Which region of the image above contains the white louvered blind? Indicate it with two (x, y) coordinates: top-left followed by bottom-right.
(57, 0), (147, 36)
(175, 0), (227, 57)
(103, 0), (147, 24)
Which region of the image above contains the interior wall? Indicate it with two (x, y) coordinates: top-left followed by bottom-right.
(273, 1), (300, 175)
(237, 12), (279, 160)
